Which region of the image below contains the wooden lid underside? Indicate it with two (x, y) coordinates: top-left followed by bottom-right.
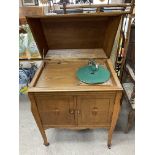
(26, 14), (122, 59)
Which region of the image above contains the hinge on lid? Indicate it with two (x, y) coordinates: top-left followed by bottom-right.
(42, 48), (45, 60)
(42, 49), (46, 67)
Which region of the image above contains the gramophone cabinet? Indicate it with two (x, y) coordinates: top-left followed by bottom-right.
(27, 13), (123, 148)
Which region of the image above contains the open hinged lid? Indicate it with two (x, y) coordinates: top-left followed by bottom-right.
(26, 13), (123, 59)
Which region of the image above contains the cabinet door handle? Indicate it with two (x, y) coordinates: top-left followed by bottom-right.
(69, 109), (75, 114)
(77, 109), (80, 115)
(92, 107), (98, 115)
(69, 109), (76, 119)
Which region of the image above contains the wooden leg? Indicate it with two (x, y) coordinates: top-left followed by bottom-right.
(28, 93), (49, 146)
(107, 92), (122, 148)
(125, 110), (135, 133)
(125, 111), (132, 133)
(130, 110), (135, 128)
(31, 111), (49, 146)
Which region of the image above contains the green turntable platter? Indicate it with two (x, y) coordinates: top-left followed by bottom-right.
(76, 63), (110, 84)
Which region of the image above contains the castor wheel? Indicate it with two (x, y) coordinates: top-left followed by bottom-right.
(108, 144), (111, 149)
(44, 142), (50, 146)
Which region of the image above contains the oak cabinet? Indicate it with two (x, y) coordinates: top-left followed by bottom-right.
(27, 13), (123, 148)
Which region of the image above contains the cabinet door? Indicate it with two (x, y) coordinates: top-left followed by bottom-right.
(77, 95), (115, 127)
(35, 95), (76, 127)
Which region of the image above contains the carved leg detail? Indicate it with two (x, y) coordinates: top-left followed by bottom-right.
(108, 92), (122, 148)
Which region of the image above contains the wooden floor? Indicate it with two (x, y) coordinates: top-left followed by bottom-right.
(19, 95), (135, 155)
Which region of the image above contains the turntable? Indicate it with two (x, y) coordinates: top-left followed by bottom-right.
(76, 59), (110, 84)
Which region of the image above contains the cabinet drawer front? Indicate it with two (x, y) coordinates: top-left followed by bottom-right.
(77, 95), (115, 126)
(35, 95), (76, 126)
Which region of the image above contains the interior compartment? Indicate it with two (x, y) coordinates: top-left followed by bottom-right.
(26, 15), (121, 58)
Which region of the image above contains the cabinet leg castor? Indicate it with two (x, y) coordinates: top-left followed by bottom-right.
(108, 144), (111, 149)
(44, 142), (50, 146)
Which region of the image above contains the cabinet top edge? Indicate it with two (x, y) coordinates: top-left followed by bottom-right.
(28, 87), (123, 93)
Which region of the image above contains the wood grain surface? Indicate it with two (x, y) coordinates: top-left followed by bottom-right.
(26, 14), (122, 58)
(34, 60), (118, 91)
(45, 49), (107, 60)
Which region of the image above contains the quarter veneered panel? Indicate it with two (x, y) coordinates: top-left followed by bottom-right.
(35, 95), (76, 126)
(77, 95), (115, 126)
